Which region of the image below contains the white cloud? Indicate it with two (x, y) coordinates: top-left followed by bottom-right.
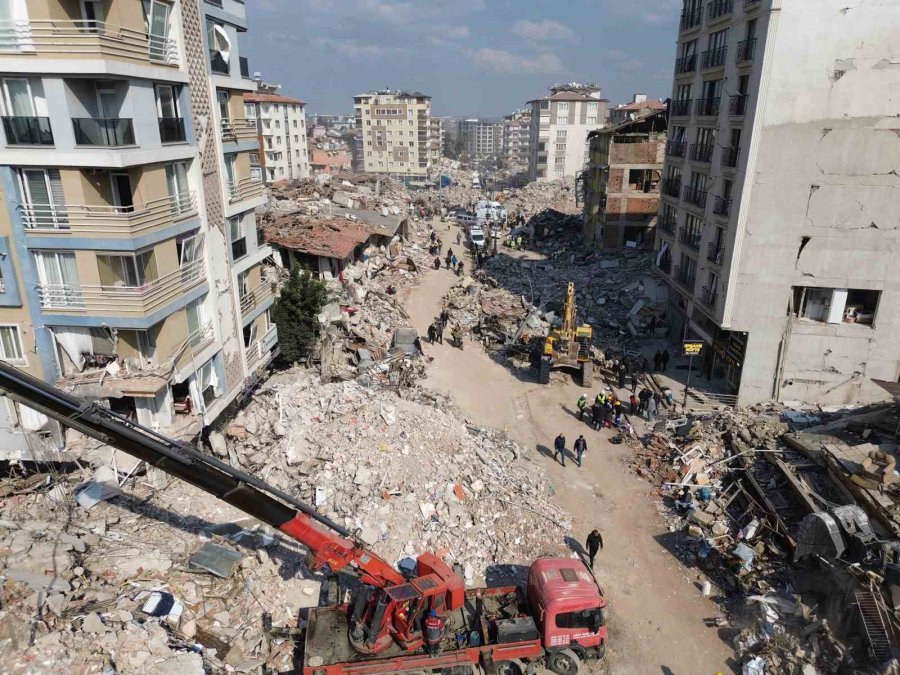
(511, 19), (579, 43)
(312, 37), (388, 59)
(598, 0), (681, 26)
(468, 48), (563, 74)
(607, 49), (644, 75)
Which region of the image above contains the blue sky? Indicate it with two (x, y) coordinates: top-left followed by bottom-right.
(243, 0), (681, 117)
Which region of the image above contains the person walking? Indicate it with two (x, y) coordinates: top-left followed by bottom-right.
(574, 435), (587, 467)
(440, 309), (450, 329)
(647, 392), (658, 420)
(631, 372), (639, 395)
(427, 323), (436, 344)
(661, 349), (671, 371)
(586, 529), (604, 568)
(445, 250), (453, 269)
(617, 364), (626, 389)
(553, 433), (566, 466)
(434, 320), (444, 345)
(576, 394), (588, 421)
(653, 350), (662, 372)
(638, 388), (652, 414)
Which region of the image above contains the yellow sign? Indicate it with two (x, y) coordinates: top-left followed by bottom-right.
(682, 341), (704, 357)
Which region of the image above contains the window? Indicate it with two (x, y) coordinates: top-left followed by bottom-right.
(293, 119), (298, 128)
(144, 0), (172, 61)
(177, 233), (205, 282)
(556, 116), (568, 125)
(555, 156), (565, 165)
(17, 168), (67, 229)
(554, 169), (564, 178)
(539, 101), (549, 110)
(689, 171), (707, 192)
(555, 608), (604, 632)
(681, 39), (697, 59)
(587, 101), (598, 112)
(237, 270), (249, 299)
(165, 161), (191, 213)
(676, 84), (692, 101)
(708, 28), (729, 51)
(684, 213), (703, 239)
(696, 127), (715, 147)
(206, 21), (231, 73)
(0, 326), (25, 365)
(586, 117), (597, 125)
(97, 251), (157, 288)
(155, 84), (179, 119)
(557, 102), (569, 112)
(792, 287), (880, 325)
(555, 143), (567, 152)
(186, 297), (209, 346)
(702, 79), (723, 100)
(33, 251), (82, 307)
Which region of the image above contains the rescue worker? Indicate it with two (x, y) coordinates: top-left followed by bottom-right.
(576, 394), (588, 421)
(424, 609), (445, 656)
(586, 529), (604, 569)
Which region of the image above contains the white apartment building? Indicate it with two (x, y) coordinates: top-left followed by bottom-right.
(352, 90), (440, 178)
(527, 83), (609, 181)
(502, 109), (531, 168)
(244, 91), (310, 183)
(655, 0), (900, 405)
(459, 118), (503, 163)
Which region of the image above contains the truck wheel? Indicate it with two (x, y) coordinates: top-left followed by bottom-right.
(494, 659), (525, 675)
(546, 649), (581, 675)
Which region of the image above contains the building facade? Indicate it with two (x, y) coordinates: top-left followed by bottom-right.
(502, 109), (531, 168)
(352, 90), (440, 178)
(582, 110), (666, 250)
(458, 118), (503, 163)
(0, 0), (276, 456)
(608, 94), (667, 126)
(244, 89), (310, 183)
(655, 0), (900, 405)
(527, 83), (609, 181)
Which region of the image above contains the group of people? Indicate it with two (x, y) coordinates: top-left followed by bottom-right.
(553, 433), (588, 468)
(438, 249), (464, 277)
(427, 230), (443, 257)
(427, 309), (463, 349)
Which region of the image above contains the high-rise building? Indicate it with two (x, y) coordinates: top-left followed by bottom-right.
(352, 90), (441, 178)
(655, 0), (899, 405)
(458, 118), (503, 163)
(502, 109), (532, 168)
(0, 0), (277, 456)
(527, 83), (609, 181)
(244, 84), (311, 183)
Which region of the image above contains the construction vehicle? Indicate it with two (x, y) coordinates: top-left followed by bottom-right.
(538, 282), (594, 388)
(0, 362), (607, 675)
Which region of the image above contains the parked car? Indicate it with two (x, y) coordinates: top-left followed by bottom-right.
(469, 227), (486, 249)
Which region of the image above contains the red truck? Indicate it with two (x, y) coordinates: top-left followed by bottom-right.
(0, 363), (608, 675)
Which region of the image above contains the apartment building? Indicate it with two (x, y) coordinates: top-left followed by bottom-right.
(244, 86), (310, 183)
(352, 90), (440, 178)
(0, 0), (276, 456)
(458, 118), (503, 163)
(655, 0), (900, 405)
(582, 109), (666, 250)
(502, 109), (531, 168)
(608, 94), (667, 126)
(527, 83), (609, 181)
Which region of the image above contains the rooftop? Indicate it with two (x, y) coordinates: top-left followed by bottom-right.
(587, 108), (667, 138)
(244, 92), (306, 105)
(528, 91), (609, 104)
(262, 208), (403, 260)
(613, 99), (666, 112)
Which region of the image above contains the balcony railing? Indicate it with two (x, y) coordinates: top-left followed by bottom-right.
(21, 191), (197, 235)
(666, 141), (686, 158)
(0, 20), (178, 66)
(679, 227), (702, 250)
(690, 143), (714, 163)
(707, 243), (724, 265)
(729, 94), (748, 116)
(221, 118), (257, 143)
(701, 286), (719, 308)
(706, 0), (733, 22)
(713, 195), (731, 217)
(695, 98), (720, 117)
(158, 117), (186, 143)
(674, 54), (697, 75)
(245, 326), (278, 368)
(226, 176), (266, 204)
(2, 116), (54, 145)
(673, 265), (696, 291)
(701, 47), (728, 70)
(187, 320), (215, 352)
(736, 39), (756, 63)
(683, 186), (708, 208)
(722, 146), (740, 168)
(72, 118), (135, 146)
(662, 178), (682, 198)
(680, 8), (703, 31)
(36, 259), (206, 315)
(658, 214), (677, 235)
(239, 282), (275, 317)
(670, 99), (692, 117)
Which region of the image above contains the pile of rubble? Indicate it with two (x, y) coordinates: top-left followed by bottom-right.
(502, 177), (578, 218)
(215, 371), (570, 584)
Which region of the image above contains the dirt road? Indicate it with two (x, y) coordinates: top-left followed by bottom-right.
(403, 221), (733, 674)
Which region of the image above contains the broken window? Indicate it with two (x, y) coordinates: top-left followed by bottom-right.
(792, 287), (880, 325)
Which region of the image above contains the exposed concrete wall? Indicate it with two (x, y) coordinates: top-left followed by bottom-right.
(726, 0), (900, 405)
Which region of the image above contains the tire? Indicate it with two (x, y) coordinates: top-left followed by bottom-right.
(546, 648), (581, 675)
(494, 660), (525, 675)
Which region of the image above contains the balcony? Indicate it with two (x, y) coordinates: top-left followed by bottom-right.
(662, 178), (682, 198)
(701, 47), (728, 70)
(240, 282), (275, 318)
(158, 118), (186, 144)
(680, 8), (703, 32)
(729, 94), (748, 116)
(744, 0), (761, 8)
(36, 259), (206, 316)
(673, 265), (697, 291)
(679, 227), (702, 251)
(706, 0), (733, 22)
(2, 116), (54, 145)
(245, 326), (278, 368)
(671, 99), (692, 117)
(700, 286), (719, 308)
(707, 243), (724, 265)
(713, 195), (731, 217)
(736, 39), (756, 63)
(690, 143), (714, 163)
(3, 20), (178, 66)
(695, 98), (720, 117)
(21, 191), (197, 236)
(674, 55), (697, 75)
(722, 146), (740, 168)
(221, 119), (257, 143)
(658, 213), (677, 235)
(231, 237), (247, 261)
(72, 118), (135, 146)
(187, 320), (215, 353)
(666, 141), (686, 158)
(227, 177), (265, 204)
(683, 186), (708, 209)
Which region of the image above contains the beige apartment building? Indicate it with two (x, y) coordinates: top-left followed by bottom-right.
(502, 109), (531, 168)
(244, 84), (310, 183)
(655, 0), (900, 405)
(352, 90), (440, 179)
(0, 0), (276, 457)
(527, 83), (609, 181)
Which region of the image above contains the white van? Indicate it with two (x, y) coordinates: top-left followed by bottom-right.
(456, 212), (477, 227)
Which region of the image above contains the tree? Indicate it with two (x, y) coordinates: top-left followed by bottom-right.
(271, 265), (328, 364)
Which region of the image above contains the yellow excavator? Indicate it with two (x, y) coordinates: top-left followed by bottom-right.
(539, 282), (594, 387)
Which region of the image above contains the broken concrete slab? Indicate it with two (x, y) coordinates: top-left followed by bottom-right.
(188, 542), (244, 578)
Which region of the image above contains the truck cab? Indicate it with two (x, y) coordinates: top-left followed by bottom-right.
(526, 558), (607, 659)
